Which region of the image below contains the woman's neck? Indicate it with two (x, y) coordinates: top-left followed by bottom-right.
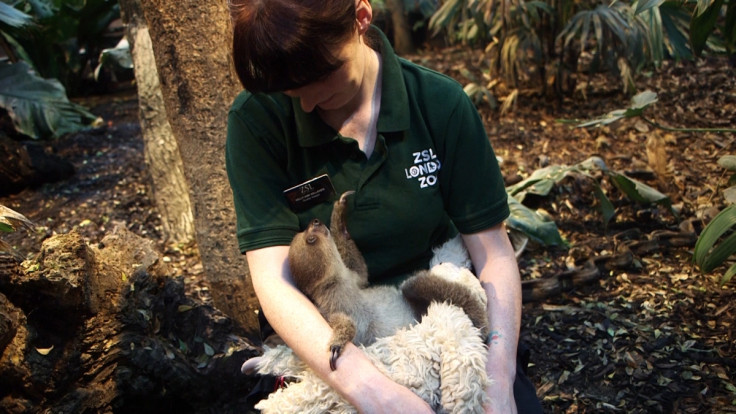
(319, 45), (382, 158)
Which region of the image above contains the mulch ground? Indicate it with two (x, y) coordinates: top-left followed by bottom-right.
(1, 50), (735, 413)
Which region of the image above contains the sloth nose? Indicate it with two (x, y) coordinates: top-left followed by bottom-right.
(312, 219), (321, 227)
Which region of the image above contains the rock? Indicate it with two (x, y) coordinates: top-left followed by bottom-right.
(0, 226), (260, 412)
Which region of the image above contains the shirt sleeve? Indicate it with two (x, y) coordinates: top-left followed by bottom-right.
(225, 93), (300, 253)
(436, 89), (509, 234)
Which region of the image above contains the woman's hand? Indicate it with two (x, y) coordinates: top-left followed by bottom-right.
(348, 368), (433, 413)
(329, 343), (433, 413)
(241, 343), (431, 413)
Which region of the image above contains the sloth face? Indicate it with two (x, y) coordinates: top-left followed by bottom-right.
(288, 218), (339, 295)
(305, 218), (330, 245)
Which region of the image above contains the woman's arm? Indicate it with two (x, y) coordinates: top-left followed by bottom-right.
(462, 222), (522, 414)
(245, 245), (432, 413)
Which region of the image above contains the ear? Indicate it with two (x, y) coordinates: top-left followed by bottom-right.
(356, 0), (373, 34)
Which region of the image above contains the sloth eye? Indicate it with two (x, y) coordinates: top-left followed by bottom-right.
(306, 235), (317, 244)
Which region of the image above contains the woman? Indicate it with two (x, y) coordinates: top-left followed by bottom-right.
(226, 0), (541, 412)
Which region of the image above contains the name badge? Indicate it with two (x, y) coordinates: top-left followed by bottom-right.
(283, 174), (336, 212)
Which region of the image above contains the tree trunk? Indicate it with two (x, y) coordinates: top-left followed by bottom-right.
(385, 0), (416, 54)
(132, 0), (260, 341)
(119, 0), (196, 246)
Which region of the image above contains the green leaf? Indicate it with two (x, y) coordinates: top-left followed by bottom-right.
(609, 172), (672, 207)
(0, 61), (96, 140)
(507, 157), (614, 228)
(660, 1), (694, 60)
(635, 0), (665, 14)
(593, 184), (616, 228)
(723, 186), (736, 204)
(428, 0), (461, 36)
(725, 0), (736, 52)
(26, 0), (57, 20)
(721, 262), (736, 285)
(506, 196), (566, 247)
(718, 155), (736, 171)
(701, 230), (736, 272)
(463, 82), (496, 108)
(506, 164), (570, 201)
(0, 2), (35, 29)
(690, 0), (724, 56)
(694, 205), (736, 267)
(576, 91), (658, 128)
(0, 204), (34, 232)
(203, 343), (215, 357)
(695, 0), (716, 16)
(95, 38), (133, 81)
(630, 90), (659, 110)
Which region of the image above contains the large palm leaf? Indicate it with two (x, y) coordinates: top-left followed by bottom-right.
(0, 61), (96, 140)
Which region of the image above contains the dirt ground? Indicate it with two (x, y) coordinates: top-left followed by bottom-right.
(2, 51), (735, 413)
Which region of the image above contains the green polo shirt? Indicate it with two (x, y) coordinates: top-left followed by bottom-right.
(226, 27), (508, 285)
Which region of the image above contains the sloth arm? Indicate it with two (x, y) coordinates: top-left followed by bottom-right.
(244, 245), (432, 413)
(462, 222), (522, 414)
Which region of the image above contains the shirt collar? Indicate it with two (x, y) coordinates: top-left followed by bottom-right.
(292, 26), (410, 148)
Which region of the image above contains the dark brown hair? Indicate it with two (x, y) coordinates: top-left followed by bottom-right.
(229, 0), (358, 93)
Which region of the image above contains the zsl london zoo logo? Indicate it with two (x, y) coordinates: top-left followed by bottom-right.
(404, 148), (441, 188)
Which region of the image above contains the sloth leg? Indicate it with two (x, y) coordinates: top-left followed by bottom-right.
(331, 191), (369, 286)
(327, 312), (357, 371)
(401, 272), (490, 338)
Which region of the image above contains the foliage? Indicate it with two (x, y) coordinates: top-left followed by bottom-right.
(0, 204), (34, 255)
(693, 156), (736, 285)
(506, 194), (565, 247)
(509, 155), (671, 228)
(576, 90), (659, 128)
(576, 89), (736, 134)
(557, 1), (662, 93)
(0, 1), (33, 32)
(94, 37), (133, 81)
(427, 0), (732, 97)
(690, 0), (736, 57)
(0, 0), (115, 140)
(574, 91), (736, 285)
(0, 61), (97, 140)
(0, 0), (121, 96)
(505, 156), (673, 249)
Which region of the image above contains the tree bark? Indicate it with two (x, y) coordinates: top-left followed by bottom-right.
(119, 0), (196, 246)
(385, 0), (416, 54)
(132, 0), (259, 340)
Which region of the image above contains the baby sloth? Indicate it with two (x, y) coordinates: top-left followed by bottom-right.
(288, 191), (489, 370)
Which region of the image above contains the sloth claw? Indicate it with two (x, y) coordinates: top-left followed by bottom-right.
(329, 344), (343, 371)
(338, 191), (355, 205)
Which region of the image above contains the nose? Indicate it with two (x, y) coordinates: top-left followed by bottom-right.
(283, 88), (317, 113)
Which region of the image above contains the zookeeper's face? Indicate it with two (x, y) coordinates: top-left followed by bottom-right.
(283, 31), (366, 114)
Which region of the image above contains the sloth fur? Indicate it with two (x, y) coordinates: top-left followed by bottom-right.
(287, 193), (489, 369)
(253, 293), (490, 413)
(253, 234), (491, 411)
